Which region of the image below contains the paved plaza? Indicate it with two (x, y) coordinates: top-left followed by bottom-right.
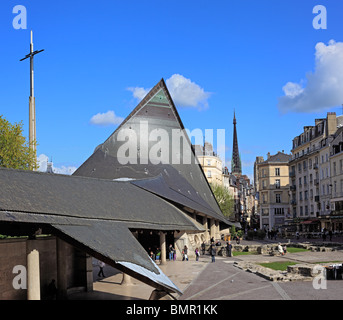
(70, 239), (343, 300)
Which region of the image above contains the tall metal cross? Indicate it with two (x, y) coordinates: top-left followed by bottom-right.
(20, 30), (44, 162)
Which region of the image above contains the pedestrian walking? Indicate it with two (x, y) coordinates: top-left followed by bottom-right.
(201, 241), (206, 255)
(226, 241), (232, 257)
(168, 244), (175, 261)
(182, 245), (188, 261)
(97, 260), (106, 277)
(195, 248), (200, 261)
(210, 243), (216, 262)
(155, 248), (161, 263)
(322, 229), (327, 241)
(149, 248), (155, 261)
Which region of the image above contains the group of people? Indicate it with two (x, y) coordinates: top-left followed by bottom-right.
(322, 228), (333, 241)
(266, 229), (278, 240)
(148, 247), (163, 263)
(144, 238), (235, 264)
(173, 242), (216, 262)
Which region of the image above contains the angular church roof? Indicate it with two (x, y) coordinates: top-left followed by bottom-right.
(74, 78), (226, 223)
(0, 78), (229, 297)
(0, 167), (200, 294)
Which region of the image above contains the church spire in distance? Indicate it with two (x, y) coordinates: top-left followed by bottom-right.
(231, 110), (242, 175)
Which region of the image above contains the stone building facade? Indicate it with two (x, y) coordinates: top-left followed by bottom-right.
(289, 112), (343, 232)
(256, 151), (291, 230)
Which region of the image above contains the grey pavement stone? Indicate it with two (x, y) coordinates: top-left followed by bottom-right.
(70, 241), (343, 300)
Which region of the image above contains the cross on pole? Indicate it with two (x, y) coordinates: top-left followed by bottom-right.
(20, 30), (44, 164)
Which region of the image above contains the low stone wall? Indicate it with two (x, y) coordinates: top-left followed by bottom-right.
(218, 242), (343, 255)
(233, 261), (324, 282)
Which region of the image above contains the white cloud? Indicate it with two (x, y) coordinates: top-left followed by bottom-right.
(37, 154), (49, 172)
(53, 165), (77, 175)
(166, 74), (211, 110)
(90, 110), (124, 126)
(127, 87), (150, 101)
(128, 74), (211, 110)
(37, 154), (77, 175)
(278, 40), (343, 113)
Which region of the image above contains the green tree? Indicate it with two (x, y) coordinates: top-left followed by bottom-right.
(0, 115), (38, 170)
(210, 183), (235, 219)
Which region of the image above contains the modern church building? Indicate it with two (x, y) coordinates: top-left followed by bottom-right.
(0, 79), (233, 300)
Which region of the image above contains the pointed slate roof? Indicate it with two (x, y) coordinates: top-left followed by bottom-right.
(0, 79), (229, 297)
(0, 167), (201, 294)
(261, 151), (291, 164)
(74, 79), (227, 223)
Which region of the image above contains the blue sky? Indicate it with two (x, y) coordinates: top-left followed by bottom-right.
(1, 0), (343, 180)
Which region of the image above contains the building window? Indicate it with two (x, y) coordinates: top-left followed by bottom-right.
(300, 207), (303, 216)
(207, 160), (211, 166)
(334, 162), (337, 175)
(275, 168), (280, 176)
(275, 179), (280, 189)
(207, 170), (212, 178)
(276, 194), (281, 203)
(275, 208), (284, 215)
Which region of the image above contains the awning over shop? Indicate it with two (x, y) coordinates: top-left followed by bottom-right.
(300, 219), (320, 225)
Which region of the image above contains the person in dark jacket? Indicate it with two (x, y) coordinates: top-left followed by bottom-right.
(226, 241), (232, 257)
(201, 241), (206, 255)
(182, 245), (188, 261)
(210, 243), (216, 262)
